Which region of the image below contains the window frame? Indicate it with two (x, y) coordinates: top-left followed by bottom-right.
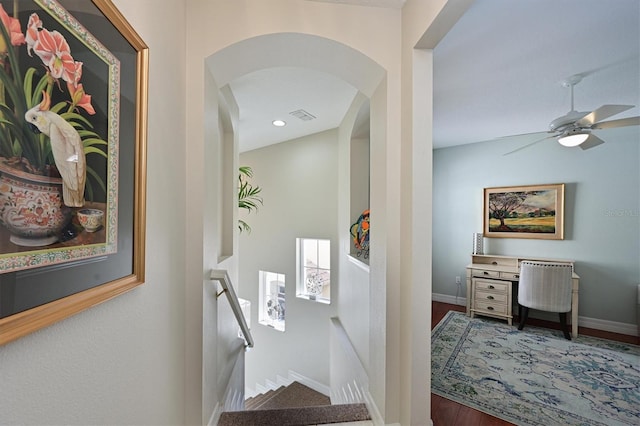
(258, 270), (286, 331)
(296, 238), (331, 304)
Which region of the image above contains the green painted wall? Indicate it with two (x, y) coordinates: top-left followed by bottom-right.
(433, 127), (639, 328)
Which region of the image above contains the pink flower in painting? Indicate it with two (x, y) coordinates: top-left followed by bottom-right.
(31, 28), (78, 83)
(0, 6), (107, 178)
(69, 60), (83, 86)
(22, 12), (94, 115)
(25, 13), (43, 56)
(67, 82), (95, 115)
(27, 13), (84, 85)
(0, 4), (25, 53)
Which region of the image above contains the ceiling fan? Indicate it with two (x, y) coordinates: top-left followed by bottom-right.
(505, 74), (640, 154)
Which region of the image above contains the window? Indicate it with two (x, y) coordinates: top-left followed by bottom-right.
(258, 270), (285, 331)
(296, 238), (331, 303)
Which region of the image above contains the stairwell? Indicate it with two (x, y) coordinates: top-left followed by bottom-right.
(218, 381), (372, 425)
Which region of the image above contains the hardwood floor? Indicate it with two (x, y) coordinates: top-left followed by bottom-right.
(430, 301), (639, 426)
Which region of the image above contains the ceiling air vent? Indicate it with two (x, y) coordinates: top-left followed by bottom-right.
(289, 109), (316, 121)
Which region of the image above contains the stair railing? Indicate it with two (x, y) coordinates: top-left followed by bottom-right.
(210, 269), (254, 348)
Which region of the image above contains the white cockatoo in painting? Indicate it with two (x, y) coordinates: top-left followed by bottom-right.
(25, 91), (86, 207)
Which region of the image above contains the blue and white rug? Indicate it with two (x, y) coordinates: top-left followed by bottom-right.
(431, 311), (640, 426)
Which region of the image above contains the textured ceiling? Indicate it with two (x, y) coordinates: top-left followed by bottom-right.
(231, 0), (639, 152)
(230, 68), (358, 153)
(433, 0), (640, 148)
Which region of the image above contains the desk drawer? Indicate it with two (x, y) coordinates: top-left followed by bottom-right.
(474, 300), (508, 315)
(474, 279), (509, 293)
(472, 269), (500, 279)
(475, 290), (508, 304)
(500, 272), (520, 280)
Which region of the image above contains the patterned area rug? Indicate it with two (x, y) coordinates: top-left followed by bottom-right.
(431, 311), (640, 426)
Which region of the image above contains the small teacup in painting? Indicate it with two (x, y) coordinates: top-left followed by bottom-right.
(77, 209), (104, 232)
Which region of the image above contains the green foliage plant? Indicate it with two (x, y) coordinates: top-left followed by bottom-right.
(238, 166), (262, 233)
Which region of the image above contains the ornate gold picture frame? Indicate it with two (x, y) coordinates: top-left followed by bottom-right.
(483, 183), (565, 240)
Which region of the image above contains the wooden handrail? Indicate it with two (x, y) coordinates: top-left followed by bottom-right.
(210, 269), (254, 348)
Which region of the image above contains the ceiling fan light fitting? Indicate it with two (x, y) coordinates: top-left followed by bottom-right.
(558, 131), (589, 147)
(549, 111), (588, 132)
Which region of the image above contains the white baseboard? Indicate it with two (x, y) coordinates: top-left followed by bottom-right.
(208, 402), (221, 426)
(247, 370), (331, 400)
(361, 390), (384, 426)
(578, 316), (638, 337)
(432, 292), (466, 306)
(432, 292), (639, 337)
(288, 370), (331, 396)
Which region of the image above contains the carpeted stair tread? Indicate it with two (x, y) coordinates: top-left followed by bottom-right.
(218, 402), (371, 426)
(244, 387), (285, 410)
(247, 381), (330, 410)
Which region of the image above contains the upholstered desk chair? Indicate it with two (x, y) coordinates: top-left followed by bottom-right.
(517, 261), (573, 340)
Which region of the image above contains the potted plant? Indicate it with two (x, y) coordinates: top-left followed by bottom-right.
(238, 166), (262, 233)
(0, 5), (107, 246)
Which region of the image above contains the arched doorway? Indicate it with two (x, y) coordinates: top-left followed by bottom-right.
(205, 31), (389, 418)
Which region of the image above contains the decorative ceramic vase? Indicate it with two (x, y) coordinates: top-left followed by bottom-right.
(305, 272), (325, 296)
(473, 232), (483, 255)
(0, 160), (71, 247)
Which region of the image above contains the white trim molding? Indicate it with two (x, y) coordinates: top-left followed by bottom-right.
(432, 292), (638, 337)
(432, 292), (466, 307)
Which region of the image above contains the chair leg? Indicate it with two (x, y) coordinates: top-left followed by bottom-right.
(518, 306), (529, 330)
(559, 312), (571, 340)
(518, 303), (522, 320)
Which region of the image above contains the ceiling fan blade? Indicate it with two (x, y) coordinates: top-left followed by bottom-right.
(591, 116), (640, 129)
(579, 134), (605, 150)
(503, 135), (554, 155)
(576, 105), (634, 127)
(494, 130), (549, 140)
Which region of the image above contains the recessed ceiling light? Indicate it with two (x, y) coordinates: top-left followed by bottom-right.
(272, 120), (286, 127)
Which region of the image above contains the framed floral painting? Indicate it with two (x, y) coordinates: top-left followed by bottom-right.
(483, 183), (565, 240)
(0, 0), (148, 345)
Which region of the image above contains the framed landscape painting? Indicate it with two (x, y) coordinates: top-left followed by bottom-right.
(483, 184), (565, 240)
(0, 0), (148, 345)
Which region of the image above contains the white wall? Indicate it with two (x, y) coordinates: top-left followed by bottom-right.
(0, 1), (187, 424)
(339, 94), (372, 375)
(201, 2), (460, 424)
(239, 130), (339, 390)
(0, 1), (469, 425)
(186, 1), (405, 422)
(201, 69), (246, 424)
(433, 127), (640, 328)
(399, 1), (469, 424)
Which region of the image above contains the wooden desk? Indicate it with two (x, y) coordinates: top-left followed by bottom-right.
(466, 254), (580, 338)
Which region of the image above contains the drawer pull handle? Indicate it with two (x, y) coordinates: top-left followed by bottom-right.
(483, 271), (489, 275)
(487, 295), (494, 300)
(488, 285), (495, 289)
(487, 306), (494, 310)
(514, 274), (519, 279)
